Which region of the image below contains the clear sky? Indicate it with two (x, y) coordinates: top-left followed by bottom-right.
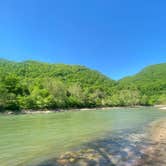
(0, 0), (165, 79)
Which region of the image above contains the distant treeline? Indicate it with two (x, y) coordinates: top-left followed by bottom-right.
(0, 59), (165, 112)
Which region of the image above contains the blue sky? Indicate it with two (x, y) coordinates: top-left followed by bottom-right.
(0, 0), (165, 79)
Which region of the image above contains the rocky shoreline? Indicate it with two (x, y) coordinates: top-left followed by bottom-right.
(154, 105), (166, 110)
(140, 118), (166, 166)
(4, 106), (149, 115)
(149, 118), (166, 142)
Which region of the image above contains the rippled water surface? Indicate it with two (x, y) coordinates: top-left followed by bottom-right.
(0, 107), (165, 166)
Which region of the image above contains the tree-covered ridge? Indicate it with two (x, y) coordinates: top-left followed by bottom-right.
(118, 63), (166, 105)
(120, 63), (166, 84)
(0, 59), (115, 111)
(0, 59), (115, 87)
(0, 59), (165, 112)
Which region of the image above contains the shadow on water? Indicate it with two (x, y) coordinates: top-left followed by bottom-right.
(35, 128), (166, 166)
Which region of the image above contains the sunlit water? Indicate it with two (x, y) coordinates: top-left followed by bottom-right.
(0, 107), (165, 166)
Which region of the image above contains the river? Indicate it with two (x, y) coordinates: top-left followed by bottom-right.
(0, 107), (165, 166)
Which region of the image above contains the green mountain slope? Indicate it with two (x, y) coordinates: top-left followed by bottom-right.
(118, 63), (166, 105)
(120, 63), (166, 84)
(0, 59), (165, 111)
(0, 59), (115, 111)
(0, 59), (115, 89)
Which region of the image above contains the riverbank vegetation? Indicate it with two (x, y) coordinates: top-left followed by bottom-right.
(0, 59), (165, 112)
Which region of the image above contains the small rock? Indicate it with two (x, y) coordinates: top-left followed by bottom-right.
(57, 159), (68, 165)
(69, 158), (75, 163)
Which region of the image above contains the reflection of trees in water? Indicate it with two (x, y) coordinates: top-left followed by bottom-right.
(37, 129), (166, 166)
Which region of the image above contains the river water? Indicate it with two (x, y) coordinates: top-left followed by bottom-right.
(0, 107), (165, 166)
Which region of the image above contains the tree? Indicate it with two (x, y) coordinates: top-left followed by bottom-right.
(43, 78), (68, 108)
(67, 84), (87, 107)
(110, 90), (140, 106)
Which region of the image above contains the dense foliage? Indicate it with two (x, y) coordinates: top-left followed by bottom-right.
(118, 63), (166, 105)
(0, 59), (165, 112)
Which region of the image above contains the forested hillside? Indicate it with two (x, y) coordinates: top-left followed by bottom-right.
(118, 63), (166, 105)
(0, 59), (165, 112)
(0, 59), (115, 111)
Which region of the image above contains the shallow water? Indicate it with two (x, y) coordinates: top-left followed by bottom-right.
(0, 107), (165, 166)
